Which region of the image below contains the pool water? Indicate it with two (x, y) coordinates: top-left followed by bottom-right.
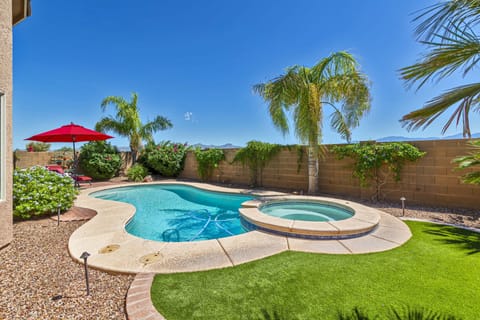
(260, 201), (353, 222)
(92, 184), (253, 242)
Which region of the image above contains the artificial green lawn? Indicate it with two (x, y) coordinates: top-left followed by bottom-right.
(151, 221), (480, 319)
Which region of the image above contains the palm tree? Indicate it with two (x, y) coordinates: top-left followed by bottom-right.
(254, 51), (371, 194)
(400, 0), (480, 137)
(95, 92), (173, 162)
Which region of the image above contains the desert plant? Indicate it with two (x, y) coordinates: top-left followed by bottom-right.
(78, 141), (122, 180)
(453, 139), (480, 185)
(140, 141), (188, 177)
(331, 142), (426, 200)
(26, 141), (50, 152)
(233, 141), (281, 187)
(127, 163), (149, 182)
(254, 51), (371, 194)
(13, 166), (78, 219)
(194, 148), (225, 181)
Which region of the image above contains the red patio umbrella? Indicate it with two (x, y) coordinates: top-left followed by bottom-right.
(25, 122), (114, 171)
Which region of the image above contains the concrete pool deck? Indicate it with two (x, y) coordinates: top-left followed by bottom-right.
(68, 181), (412, 274)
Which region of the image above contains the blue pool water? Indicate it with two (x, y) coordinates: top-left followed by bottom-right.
(92, 184), (253, 242)
(260, 201), (353, 222)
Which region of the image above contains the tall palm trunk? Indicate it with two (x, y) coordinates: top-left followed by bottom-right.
(307, 86), (320, 194)
(307, 144), (319, 194)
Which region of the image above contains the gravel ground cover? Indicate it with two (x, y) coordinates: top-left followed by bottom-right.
(0, 218), (134, 320)
(365, 200), (480, 229)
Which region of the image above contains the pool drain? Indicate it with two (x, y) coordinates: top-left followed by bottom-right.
(98, 244), (120, 254)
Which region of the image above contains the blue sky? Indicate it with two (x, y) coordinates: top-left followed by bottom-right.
(12, 0), (480, 150)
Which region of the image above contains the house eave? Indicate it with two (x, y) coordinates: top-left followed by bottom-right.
(12, 0), (31, 26)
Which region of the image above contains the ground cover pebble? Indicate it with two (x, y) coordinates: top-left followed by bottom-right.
(0, 218), (134, 320)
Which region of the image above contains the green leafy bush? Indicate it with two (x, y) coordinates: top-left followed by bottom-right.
(194, 148), (225, 181)
(78, 141), (122, 180)
(140, 141), (188, 177)
(26, 142), (50, 152)
(127, 163), (149, 182)
(233, 141), (281, 186)
(13, 166), (78, 219)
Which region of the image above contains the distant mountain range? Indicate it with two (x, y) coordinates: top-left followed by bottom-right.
(114, 134), (479, 152)
(375, 132), (480, 142)
(190, 143), (241, 149)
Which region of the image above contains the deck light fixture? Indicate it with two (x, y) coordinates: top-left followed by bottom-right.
(80, 251), (91, 296)
(56, 204), (61, 226)
(400, 197), (406, 216)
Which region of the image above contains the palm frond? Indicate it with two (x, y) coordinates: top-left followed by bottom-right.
(401, 25), (480, 89)
(401, 83), (480, 136)
(311, 51), (359, 83)
(140, 116), (173, 139)
(100, 95), (128, 112)
(95, 116), (129, 136)
(413, 0), (480, 41)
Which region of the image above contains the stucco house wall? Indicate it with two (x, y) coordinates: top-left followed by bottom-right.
(0, 0), (13, 248)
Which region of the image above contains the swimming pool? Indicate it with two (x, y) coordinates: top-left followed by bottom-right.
(92, 184), (253, 242)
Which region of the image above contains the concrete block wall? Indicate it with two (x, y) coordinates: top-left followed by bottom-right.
(318, 139), (479, 208)
(179, 148), (308, 190)
(14, 151), (66, 169)
(180, 139), (480, 210)
(14, 140), (479, 209)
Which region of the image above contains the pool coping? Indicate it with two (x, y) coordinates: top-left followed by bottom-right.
(68, 180), (412, 274)
(240, 197), (380, 239)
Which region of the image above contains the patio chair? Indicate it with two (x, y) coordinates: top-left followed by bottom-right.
(46, 165), (92, 187)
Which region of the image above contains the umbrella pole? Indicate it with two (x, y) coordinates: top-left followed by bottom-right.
(72, 139), (78, 187)
(72, 140), (76, 172)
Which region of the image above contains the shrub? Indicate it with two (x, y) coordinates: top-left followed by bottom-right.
(331, 142), (426, 200)
(140, 141), (188, 177)
(194, 148), (225, 181)
(78, 141), (122, 180)
(127, 163), (149, 182)
(26, 142), (50, 152)
(13, 166), (78, 219)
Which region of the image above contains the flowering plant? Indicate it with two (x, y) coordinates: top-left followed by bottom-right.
(13, 166), (78, 219)
(140, 141), (189, 177)
(78, 141), (122, 180)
